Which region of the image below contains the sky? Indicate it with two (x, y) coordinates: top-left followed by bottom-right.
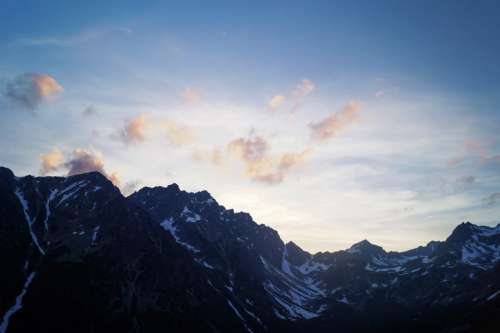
(1, 0), (500, 253)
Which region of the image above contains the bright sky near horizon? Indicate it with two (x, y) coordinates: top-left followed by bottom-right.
(1, 0), (500, 253)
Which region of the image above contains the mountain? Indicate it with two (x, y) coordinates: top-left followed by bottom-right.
(0, 166), (499, 332)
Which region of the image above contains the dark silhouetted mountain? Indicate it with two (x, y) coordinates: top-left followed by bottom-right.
(0, 166), (499, 332)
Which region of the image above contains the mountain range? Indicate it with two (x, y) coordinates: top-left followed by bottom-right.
(0, 166), (499, 332)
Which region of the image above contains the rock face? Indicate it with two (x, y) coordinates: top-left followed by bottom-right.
(0, 166), (499, 333)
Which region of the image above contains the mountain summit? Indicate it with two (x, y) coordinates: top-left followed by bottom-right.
(0, 167), (499, 332)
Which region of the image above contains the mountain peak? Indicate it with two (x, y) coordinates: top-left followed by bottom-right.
(166, 183), (181, 192)
(194, 190), (214, 202)
(68, 170), (112, 184)
(348, 239), (385, 256)
(0, 166), (15, 178)
(446, 221), (478, 244)
(285, 241), (311, 266)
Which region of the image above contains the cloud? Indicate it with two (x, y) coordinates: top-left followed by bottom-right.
(447, 156), (464, 167)
(456, 175), (475, 184)
(4, 73), (63, 110)
(40, 149), (64, 175)
(309, 101), (361, 141)
(122, 180), (142, 196)
(82, 105), (97, 116)
(291, 79), (315, 111)
(118, 114), (147, 145)
(294, 79), (315, 99)
(268, 95), (285, 110)
(447, 139), (500, 167)
(484, 193), (500, 206)
(181, 87), (201, 104)
(39, 148), (121, 187)
(227, 135), (269, 163)
(107, 171), (122, 187)
(64, 149), (121, 186)
(65, 149), (107, 176)
(375, 90), (384, 98)
(10, 27), (132, 48)
(162, 121), (194, 146)
(268, 79), (314, 113)
(453, 175), (476, 192)
(252, 150), (312, 184)
(192, 148), (224, 166)
(114, 115), (193, 147)
(226, 134), (312, 184)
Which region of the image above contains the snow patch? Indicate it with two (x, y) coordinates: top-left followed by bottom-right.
(56, 180), (89, 207)
(0, 272), (36, 333)
(227, 300), (253, 333)
(181, 206), (201, 223)
(42, 189), (58, 231)
(15, 189), (45, 255)
(160, 218), (200, 253)
(91, 226), (100, 246)
(281, 246), (294, 276)
(487, 290), (500, 301)
(297, 261), (330, 274)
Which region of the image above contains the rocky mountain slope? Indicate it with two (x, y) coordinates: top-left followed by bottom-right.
(0, 166), (499, 332)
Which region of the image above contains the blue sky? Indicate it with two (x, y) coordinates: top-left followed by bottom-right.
(1, 0), (500, 252)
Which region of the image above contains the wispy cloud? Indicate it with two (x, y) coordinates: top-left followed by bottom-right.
(309, 101), (361, 141)
(181, 87), (201, 104)
(456, 175), (475, 184)
(483, 193), (500, 206)
(192, 148), (224, 166)
(114, 114), (194, 147)
(268, 95), (285, 110)
(447, 139), (500, 167)
(225, 133), (312, 184)
(268, 79), (315, 113)
(117, 114), (147, 145)
(251, 149), (312, 184)
(3, 73), (63, 111)
(162, 120), (194, 146)
(291, 79), (315, 111)
(82, 105), (97, 117)
(293, 79), (315, 100)
(10, 27), (132, 48)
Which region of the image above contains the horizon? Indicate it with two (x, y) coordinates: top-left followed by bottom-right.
(1, 0), (500, 253)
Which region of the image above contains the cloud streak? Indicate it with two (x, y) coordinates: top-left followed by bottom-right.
(225, 134), (312, 184)
(4, 73), (63, 110)
(10, 27), (132, 48)
(447, 139), (500, 167)
(309, 101), (361, 141)
(268, 79), (315, 113)
(291, 79), (315, 111)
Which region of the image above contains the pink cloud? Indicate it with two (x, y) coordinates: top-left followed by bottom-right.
(309, 101), (361, 141)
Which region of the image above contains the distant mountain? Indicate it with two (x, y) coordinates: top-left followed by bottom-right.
(0, 166), (499, 332)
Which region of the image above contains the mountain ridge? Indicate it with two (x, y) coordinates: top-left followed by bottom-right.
(1, 166), (499, 333)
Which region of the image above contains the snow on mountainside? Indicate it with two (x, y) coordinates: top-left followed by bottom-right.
(1, 166), (500, 333)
